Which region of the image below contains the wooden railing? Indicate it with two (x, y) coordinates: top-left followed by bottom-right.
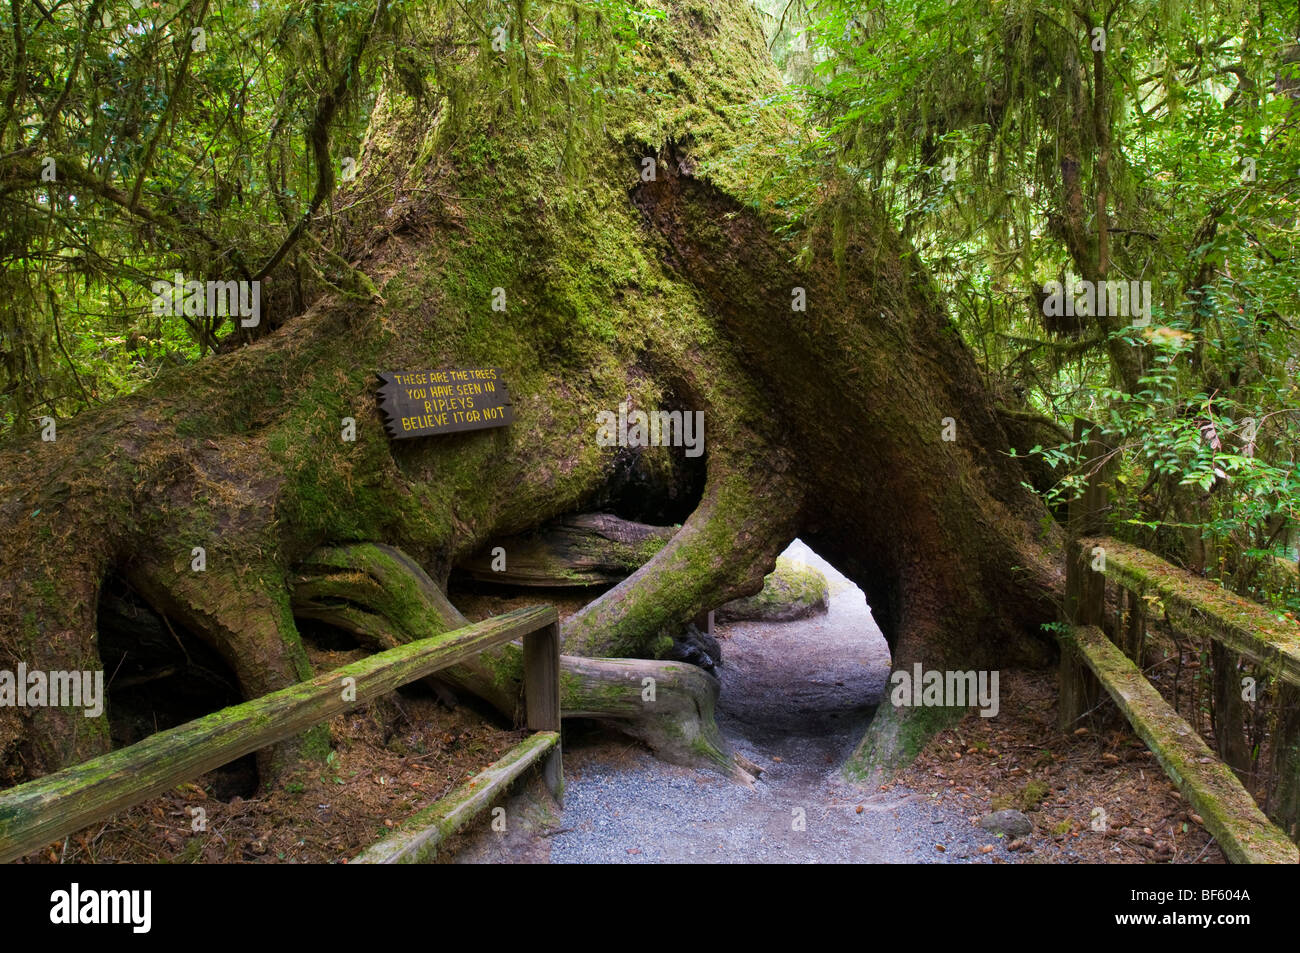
(1056, 420), (1299, 863)
(0, 605), (560, 865)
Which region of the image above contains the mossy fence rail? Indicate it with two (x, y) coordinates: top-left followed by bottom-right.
(0, 605), (561, 865)
(1057, 421), (1299, 864)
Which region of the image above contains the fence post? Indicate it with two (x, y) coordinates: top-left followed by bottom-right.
(1211, 641), (1253, 784)
(1060, 418), (1109, 729)
(523, 620), (563, 804)
(1122, 588), (1145, 667)
(1266, 683), (1300, 841)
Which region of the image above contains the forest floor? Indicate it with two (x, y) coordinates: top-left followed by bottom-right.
(13, 633), (534, 863)
(448, 543), (1226, 864)
(16, 546), (1225, 864)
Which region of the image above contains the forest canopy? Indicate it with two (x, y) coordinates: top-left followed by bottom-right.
(2, 0), (1298, 609)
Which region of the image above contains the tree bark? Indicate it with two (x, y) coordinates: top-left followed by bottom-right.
(454, 513), (676, 587)
(293, 543), (747, 777)
(0, 0), (1059, 787)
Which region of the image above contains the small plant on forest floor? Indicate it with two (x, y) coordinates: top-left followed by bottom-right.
(178, 838), (203, 864)
(320, 751), (344, 785)
(993, 778), (1050, 812)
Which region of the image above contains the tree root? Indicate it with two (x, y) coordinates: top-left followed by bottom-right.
(127, 557), (315, 782)
(292, 542), (752, 779)
(561, 459), (802, 659)
(560, 654), (755, 782)
(454, 513), (678, 587)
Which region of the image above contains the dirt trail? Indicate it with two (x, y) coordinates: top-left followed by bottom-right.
(715, 540), (888, 776)
(452, 542), (1022, 864)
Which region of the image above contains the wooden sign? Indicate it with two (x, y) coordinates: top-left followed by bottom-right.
(377, 367), (513, 439)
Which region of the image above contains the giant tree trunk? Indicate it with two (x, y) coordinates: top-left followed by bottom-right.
(0, 0), (1059, 787)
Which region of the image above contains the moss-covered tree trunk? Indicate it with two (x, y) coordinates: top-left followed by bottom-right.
(0, 0), (1058, 787)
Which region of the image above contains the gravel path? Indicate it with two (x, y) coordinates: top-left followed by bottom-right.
(537, 542), (1020, 864)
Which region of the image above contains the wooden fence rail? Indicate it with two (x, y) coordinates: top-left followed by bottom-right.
(352, 730), (560, 864)
(1065, 625), (1297, 864)
(1057, 418), (1299, 858)
(0, 605), (560, 865)
(1078, 535), (1300, 687)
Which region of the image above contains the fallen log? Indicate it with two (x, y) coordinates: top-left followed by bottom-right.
(455, 513), (677, 587)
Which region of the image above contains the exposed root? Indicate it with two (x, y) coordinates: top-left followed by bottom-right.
(292, 542), (747, 777)
(561, 654), (754, 782)
(561, 461), (802, 659)
(127, 557), (314, 782)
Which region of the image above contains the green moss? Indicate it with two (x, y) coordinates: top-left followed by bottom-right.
(1069, 623), (1298, 863)
(561, 670), (631, 708)
(843, 702), (963, 783)
(481, 645), (525, 691)
(175, 414), (214, 438)
(300, 725), (332, 763)
(689, 733), (730, 768)
(994, 779), (1049, 812)
(1085, 536), (1300, 681)
(33, 578), (56, 603)
(1022, 779), (1049, 809)
(721, 557), (829, 620)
